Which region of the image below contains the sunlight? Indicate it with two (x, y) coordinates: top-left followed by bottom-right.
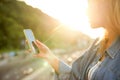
(24, 0), (104, 39)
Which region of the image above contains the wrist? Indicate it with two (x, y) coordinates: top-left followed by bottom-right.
(45, 53), (58, 64)
(45, 52), (59, 73)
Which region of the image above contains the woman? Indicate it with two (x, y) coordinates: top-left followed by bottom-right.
(33, 0), (120, 80)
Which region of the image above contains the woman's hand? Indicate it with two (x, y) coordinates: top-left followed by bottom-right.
(33, 40), (52, 59)
(33, 40), (59, 73)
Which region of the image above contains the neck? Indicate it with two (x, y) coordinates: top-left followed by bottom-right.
(105, 29), (118, 49)
(98, 28), (118, 61)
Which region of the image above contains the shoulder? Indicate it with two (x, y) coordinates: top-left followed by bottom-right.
(72, 37), (100, 68)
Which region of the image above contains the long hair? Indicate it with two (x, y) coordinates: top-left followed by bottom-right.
(91, 0), (120, 58)
(106, 0), (120, 35)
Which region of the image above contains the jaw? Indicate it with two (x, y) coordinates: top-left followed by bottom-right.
(89, 22), (102, 29)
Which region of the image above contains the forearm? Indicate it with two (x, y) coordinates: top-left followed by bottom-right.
(45, 53), (72, 80)
(33, 40), (70, 75)
(45, 53), (59, 73)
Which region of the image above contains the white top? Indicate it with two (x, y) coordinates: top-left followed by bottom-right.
(88, 61), (102, 80)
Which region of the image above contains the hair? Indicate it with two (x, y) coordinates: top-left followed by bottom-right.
(90, 0), (120, 59)
(102, 0), (120, 42)
(88, 0), (120, 34)
(107, 0), (120, 35)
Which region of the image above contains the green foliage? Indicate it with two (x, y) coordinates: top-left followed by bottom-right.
(0, 0), (59, 51)
(0, 14), (24, 50)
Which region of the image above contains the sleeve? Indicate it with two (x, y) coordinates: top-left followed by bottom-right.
(54, 38), (99, 80)
(54, 60), (71, 80)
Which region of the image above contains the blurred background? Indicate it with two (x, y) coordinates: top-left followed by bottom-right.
(0, 0), (103, 80)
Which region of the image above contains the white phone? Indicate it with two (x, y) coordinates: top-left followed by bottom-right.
(23, 29), (38, 53)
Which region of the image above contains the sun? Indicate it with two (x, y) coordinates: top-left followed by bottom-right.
(23, 0), (104, 39)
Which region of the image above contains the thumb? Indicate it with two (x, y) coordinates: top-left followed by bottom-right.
(34, 53), (47, 58)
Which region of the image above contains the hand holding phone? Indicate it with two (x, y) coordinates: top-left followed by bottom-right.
(23, 29), (38, 53)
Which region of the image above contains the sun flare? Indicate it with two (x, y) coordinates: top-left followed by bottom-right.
(24, 0), (104, 39)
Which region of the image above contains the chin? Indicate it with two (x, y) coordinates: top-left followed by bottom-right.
(90, 23), (101, 29)
(90, 25), (99, 29)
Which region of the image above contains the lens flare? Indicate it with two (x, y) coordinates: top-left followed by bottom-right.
(24, 0), (104, 39)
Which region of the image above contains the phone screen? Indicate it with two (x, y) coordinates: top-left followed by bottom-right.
(23, 29), (38, 53)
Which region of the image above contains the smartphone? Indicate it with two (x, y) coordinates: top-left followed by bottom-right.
(23, 29), (38, 53)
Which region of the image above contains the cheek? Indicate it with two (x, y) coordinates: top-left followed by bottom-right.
(89, 14), (104, 26)
(88, 5), (102, 21)
(88, 10), (103, 28)
(88, 4), (106, 28)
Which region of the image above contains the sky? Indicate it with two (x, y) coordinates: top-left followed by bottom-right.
(23, 0), (104, 39)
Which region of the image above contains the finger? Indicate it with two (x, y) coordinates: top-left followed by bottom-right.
(35, 40), (45, 48)
(33, 54), (42, 58)
(36, 40), (49, 49)
(25, 49), (32, 54)
(36, 40), (44, 46)
(25, 40), (28, 44)
(34, 41), (41, 49)
(28, 49), (32, 53)
(34, 40), (46, 50)
(34, 53), (45, 58)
